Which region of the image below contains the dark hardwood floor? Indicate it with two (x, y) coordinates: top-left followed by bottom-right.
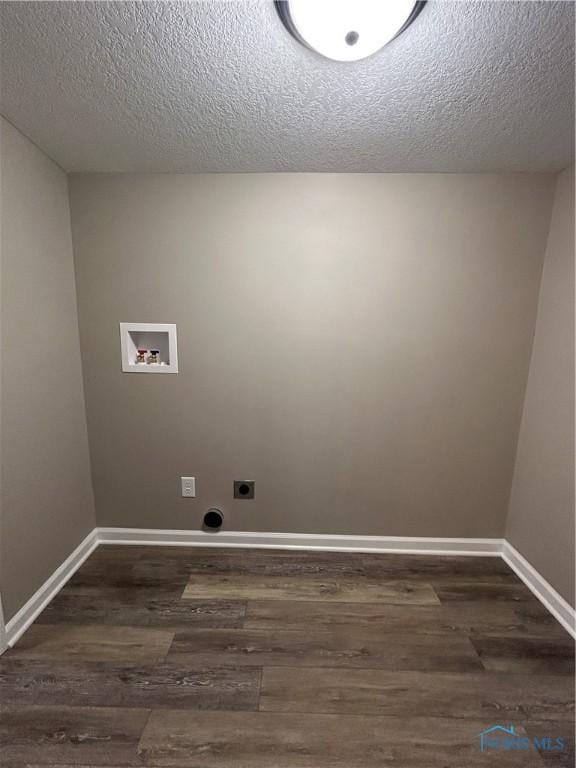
(1, 545), (574, 767)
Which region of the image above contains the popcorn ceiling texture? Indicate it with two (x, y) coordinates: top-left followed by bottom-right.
(0, 0), (573, 173)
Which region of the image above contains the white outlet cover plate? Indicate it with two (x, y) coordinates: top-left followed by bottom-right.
(181, 477), (196, 497)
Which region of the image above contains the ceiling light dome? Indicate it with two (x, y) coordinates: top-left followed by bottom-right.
(275, 0), (426, 62)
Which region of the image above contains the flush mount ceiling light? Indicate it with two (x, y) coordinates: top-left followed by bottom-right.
(275, 0), (426, 62)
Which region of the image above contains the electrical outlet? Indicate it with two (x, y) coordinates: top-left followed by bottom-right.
(234, 480), (255, 499)
(181, 477), (196, 497)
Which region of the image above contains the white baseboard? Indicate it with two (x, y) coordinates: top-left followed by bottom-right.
(2, 527), (574, 651)
(502, 541), (576, 639)
(97, 527), (503, 556)
(0, 595), (7, 655)
(4, 529), (98, 648)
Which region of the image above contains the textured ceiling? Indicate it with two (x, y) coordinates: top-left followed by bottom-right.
(0, 1), (574, 173)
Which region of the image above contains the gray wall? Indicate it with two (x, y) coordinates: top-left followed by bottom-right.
(507, 165), (575, 607)
(70, 172), (555, 538)
(0, 117), (95, 621)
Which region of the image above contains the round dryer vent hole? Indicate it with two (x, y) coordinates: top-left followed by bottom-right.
(203, 508), (224, 531)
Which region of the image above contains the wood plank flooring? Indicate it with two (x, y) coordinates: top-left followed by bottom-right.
(182, 573), (439, 603)
(0, 545), (573, 767)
